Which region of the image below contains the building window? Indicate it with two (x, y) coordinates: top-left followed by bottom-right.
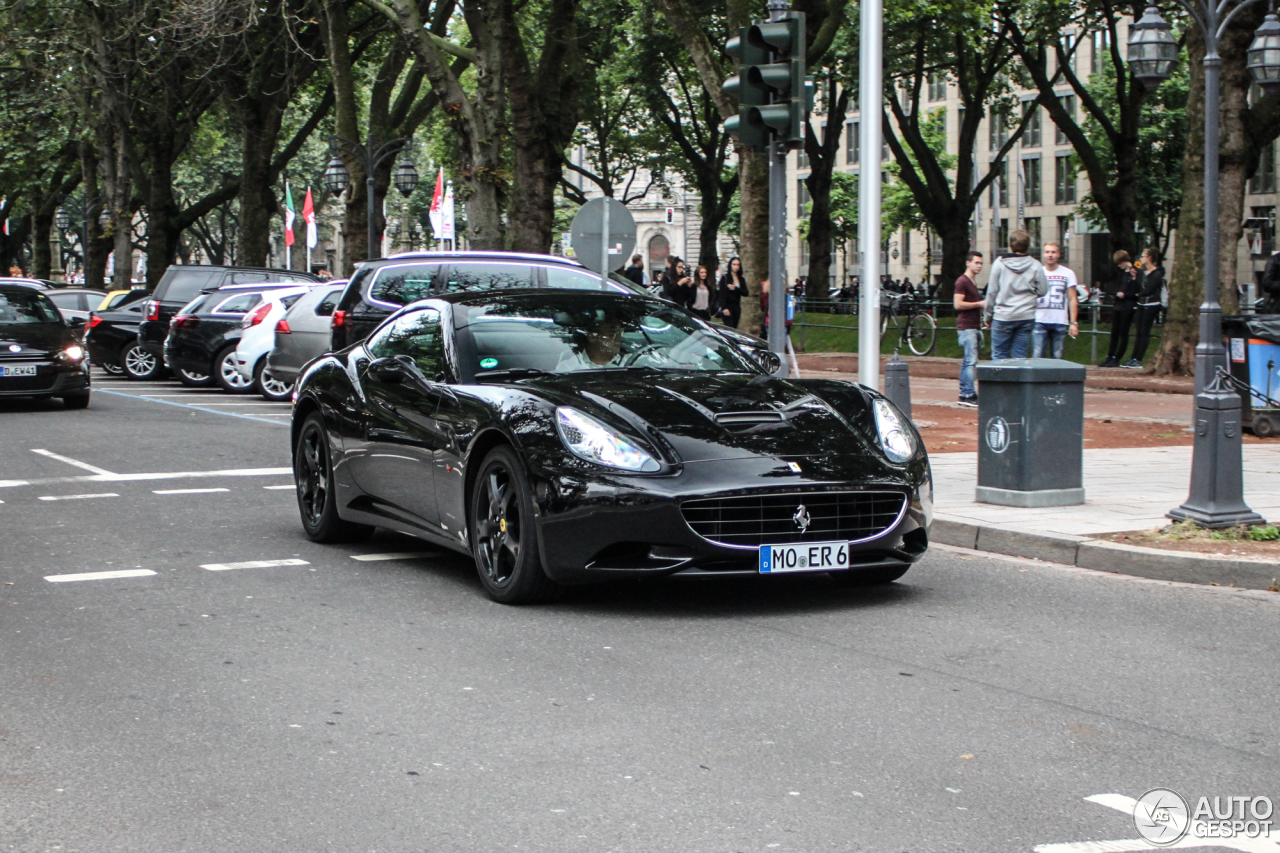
(903, 229), (911, 259)
(997, 222), (1010, 252)
(989, 108), (1009, 151)
(928, 73), (946, 102)
(1250, 141), (1277, 194)
(846, 121), (859, 164)
(1055, 155), (1077, 204)
(1024, 107), (1041, 148)
(1055, 95), (1075, 145)
(1057, 216), (1073, 263)
(797, 178), (811, 218)
(1024, 157), (1042, 206)
(1059, 33), (1075, 74)
(1026, 217), (1042, 249)
(1091, 29), (1111, 75)
(992, 160), (1009, 207)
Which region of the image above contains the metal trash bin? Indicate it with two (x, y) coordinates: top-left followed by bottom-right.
(1224, 315), (1280, 438)
(976, 358), (1086, 507)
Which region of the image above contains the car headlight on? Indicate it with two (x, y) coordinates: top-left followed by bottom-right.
(60, 345), (86, 362)
(873, 398), (916, 463)
(556, 407), (661, 473)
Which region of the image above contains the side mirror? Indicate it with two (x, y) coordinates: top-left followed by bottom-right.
(749, 348), (782, 375)
(68, 316), (86, 328)
(369, 357), (403, 383)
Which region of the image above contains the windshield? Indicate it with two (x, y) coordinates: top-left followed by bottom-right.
(0, 289), (62, 324)
(456, 293), (759, 379)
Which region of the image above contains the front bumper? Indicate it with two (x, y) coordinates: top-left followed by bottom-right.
(0, 361), (91, 398)
(533, 456), (930, 582)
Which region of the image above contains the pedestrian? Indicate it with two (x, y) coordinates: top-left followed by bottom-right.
(953, 250), (985, 407)
(661, 256), (692, 308)
(1031, 242), (1081, 359)
(688, 264), (718, 320)
(623, 254), (645, 287)
(1100, 250), (1140, 367)
(983, 229), (1050, 359)
(1261, 246), (1280, 313)
(1125, 248), (1164, 368)
(717, 256), (746, 327)
(759, 277), (792, 339)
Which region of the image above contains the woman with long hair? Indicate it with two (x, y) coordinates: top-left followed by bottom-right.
(717, 256), (745, 328)
(689, 264), (718, 320)
(660, 256), (692, 308)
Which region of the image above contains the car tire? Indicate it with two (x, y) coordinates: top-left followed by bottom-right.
(214, 345), (253, 394)
(469, 445), (560, 605)
(177, 368), (212, 387)
(828, 565), (910, 586)
(100, 358), (125, 376)
(294, 413), (373, 543)
(62, 391), (91, 410)
(121, 343), (163, 380)
(255, 359), (293, 401)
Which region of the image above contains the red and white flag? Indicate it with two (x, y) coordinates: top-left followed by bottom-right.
(302, 187), (317, 249)
(283, 183), (296, 247)
(429, 168), (445, 239)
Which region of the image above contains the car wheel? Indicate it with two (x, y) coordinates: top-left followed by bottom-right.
(100, 357), (125, 376)
(255, 359), (293, 401)
(121, 343), (163, 380)
(294, 412), (373, 543)
(214, 345), (253, 393)
(1253, 414), (1277, 438)
(62, 391), (91, 410)
(828, 565), (910, 586)
(470, 446), (560, 604)
(177, 368), (212, 387)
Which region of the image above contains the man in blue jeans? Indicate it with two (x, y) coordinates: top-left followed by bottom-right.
(953, 251), (985, 407)
(983, 230), (1049, 359)
(1031, 242), (1081, 358)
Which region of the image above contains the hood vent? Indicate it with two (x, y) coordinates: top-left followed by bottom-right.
(714, 411), (785, 427)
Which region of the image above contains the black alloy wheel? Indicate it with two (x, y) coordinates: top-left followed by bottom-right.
(100, 357), (124, 376)
(177, 368), (212, 387)
(294, 413), (372, 543)
(214, 344), (253, 393)
(255, 359), (293, 401)
(121, 343), (163, 380)
(470, 446), (559, 604)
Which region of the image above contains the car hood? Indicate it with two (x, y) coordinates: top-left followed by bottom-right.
(0, 323), (71, 358)
(512, 370), (881, 463)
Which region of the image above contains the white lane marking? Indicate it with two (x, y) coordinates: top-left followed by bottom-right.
(0, 480), (31, 488)
(31, 449), (116, 476)
(350, 553), (432, 562)
(0, 467), (293, 490)
(38, 493), (119, 501)
(263, 485), (294, 490)
(45, 569), (156, 583)
(201, 559), (310, 571)
(1034, 794), (1279, 853)
(153, 488), (230, 495)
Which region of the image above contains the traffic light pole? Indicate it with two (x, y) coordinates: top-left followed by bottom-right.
(767, 138), (789, 377)
(856, 0), (883, 390)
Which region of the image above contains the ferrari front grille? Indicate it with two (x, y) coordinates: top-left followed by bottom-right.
(681, 490), (907, 549)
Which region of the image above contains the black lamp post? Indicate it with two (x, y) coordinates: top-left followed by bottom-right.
(325, 133), (415, 260)
(1128, 3), (1274, 528)
(55, 193), (103, 274)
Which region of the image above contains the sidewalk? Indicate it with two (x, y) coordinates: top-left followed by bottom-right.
(929, 445), (1280, 590)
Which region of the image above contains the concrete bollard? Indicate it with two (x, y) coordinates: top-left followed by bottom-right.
(883, 353), (912, 421)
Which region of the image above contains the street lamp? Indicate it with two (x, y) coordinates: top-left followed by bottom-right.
(55, 207), (71, 233)
(327, 133), (415, 260)
(1127, 3), (1273, 528)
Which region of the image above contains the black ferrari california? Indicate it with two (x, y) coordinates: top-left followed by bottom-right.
(290, 289), (932, 603)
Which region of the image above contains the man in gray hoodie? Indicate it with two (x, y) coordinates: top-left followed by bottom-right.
(983, 230), (1050, 359)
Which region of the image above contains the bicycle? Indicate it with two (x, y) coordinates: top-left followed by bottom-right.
(879, 291), (937, 356)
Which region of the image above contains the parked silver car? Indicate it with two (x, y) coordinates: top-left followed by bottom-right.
(263, 282), (345, 395)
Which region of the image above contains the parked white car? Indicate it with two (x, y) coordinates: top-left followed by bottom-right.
(231, 284), (316, 399)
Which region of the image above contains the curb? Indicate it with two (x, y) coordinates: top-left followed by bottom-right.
(932, 517), (1279, 590)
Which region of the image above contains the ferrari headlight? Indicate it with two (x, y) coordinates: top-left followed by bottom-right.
(556, 407), (661, 473)
(873, 398), (915, 463)
(60, 345), (85, 362)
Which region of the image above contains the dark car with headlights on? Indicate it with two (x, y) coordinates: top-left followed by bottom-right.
(0, 284), (92, 407)
(291, 289), (931, 604)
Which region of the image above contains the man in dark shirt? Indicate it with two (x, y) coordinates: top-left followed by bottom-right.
(622, 254), (645, 287)
(954, 250), (985, 407)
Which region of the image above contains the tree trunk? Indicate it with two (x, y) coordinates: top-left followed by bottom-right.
(144, 142), (182, 288)
(739, 148), (768, 335)
(1155, 28), (1206, 376)
(31, 211), (53, 279)
(81, 144), (108, 290)
(937, 219), (972, 301)
(236, 107), (284, 267)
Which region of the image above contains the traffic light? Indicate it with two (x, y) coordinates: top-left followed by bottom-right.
(722, 13), (807, 150)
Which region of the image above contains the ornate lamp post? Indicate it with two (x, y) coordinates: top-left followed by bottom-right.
(1128, 3), (1276, 527)
(55, 193), (103, 278)
(325, 134), (415, 260)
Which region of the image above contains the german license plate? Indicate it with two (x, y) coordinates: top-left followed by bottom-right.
(759, 540), (849, 574)
(0, 365), (37, 377)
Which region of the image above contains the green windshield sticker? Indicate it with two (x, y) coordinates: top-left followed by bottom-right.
(480, 358), (498, 369)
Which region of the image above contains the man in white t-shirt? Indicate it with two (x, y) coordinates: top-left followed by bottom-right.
(1032, 242), (1086, 359)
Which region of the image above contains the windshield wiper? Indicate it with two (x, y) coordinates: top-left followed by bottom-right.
(475, 367), (551, 380)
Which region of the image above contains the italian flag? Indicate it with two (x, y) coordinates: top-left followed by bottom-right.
(284, 183), (296, 247)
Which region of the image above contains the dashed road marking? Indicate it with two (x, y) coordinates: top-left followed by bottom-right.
(45, 569), (156, 583)
(201, 559), (310, 571)
(38, 493), (119, 501)
(264, 485), (294, 490)
(153, 488), (230, 495)
(31, 448), (116, 476)
(350, 553), (433, 562)
(0, 467), (292, 490)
